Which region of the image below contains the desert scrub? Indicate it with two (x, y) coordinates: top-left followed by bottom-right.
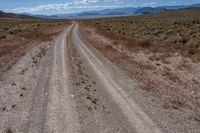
(81, 9), (200, 62)
(0, 32), (6, 39)
(0, 19), (68, 40)
(86, 9), (200, 49)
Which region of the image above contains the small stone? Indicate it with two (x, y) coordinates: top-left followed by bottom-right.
(11, 105), (16, 109)
(2, 106), (7, 112)
(193, 77), (199, 83)
(21, 87), (26, 90)
(11, 81), (16, 86)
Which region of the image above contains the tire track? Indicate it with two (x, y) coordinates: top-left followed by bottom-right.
(44, 24), (80, 133)
(72, 22), (163, 133)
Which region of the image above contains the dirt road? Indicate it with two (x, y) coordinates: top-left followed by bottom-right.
(0, 22), (192, 133)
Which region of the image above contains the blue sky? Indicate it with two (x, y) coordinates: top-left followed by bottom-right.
(1, 0), (200, 15)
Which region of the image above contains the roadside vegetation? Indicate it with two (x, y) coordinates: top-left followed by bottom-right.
(80, 9), (200, 125)
(0, 18), (69, 74)
(83, 9), (200, 61)
(0, 19), (67, 40)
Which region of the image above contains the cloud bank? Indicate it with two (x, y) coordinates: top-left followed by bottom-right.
(5, 0), (167, 14)
(6, 0), (127, 14)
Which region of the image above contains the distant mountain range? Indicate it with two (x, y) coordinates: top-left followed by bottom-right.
(135, 7), (168, 14)
(1, 3), (200, 19)
(20, 7), (139, 19)
(0, 11), (33, 18)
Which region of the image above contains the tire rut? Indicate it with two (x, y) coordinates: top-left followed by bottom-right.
(22, 45), (53, 133)
(67, 23), (136, 133)
(71, 22), (163, 133)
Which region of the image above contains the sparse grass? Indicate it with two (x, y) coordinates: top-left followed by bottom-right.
(81, 9), (200, 61)
(0, 19), (68, 40)
(0, 18), (69, 74)
(86, 9), (200, 48)
(80, 9), (200, 126)
(0, 19), (68, 58)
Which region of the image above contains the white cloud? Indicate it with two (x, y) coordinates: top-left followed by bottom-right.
(141, 1), (157, 7)
(6, 2), (122, 14)
(74, 0), (119, 5)
(74, 0), (99, 5)
(9, 4), (71, 13)
(5, 0), (133, 14)
(77, 0), (100, 4)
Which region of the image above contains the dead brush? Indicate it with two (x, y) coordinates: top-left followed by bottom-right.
(188, 49), (197, 56)
(37, 47), (48, 58)
(163, 99), (184, 109)
(31, 47), (48, 64)
(0, 34), (6, 39)
(4, 128), (13, 133)
(177, 58), (191, 69)
(31, 56), (38, 64)
(148, 53), (169, 64)
(139, 39), (151, 48)
(83, 9), (200, 62)
(105, 45), (114, 51)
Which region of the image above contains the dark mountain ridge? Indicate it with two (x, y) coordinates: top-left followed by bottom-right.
(134, 7), (168, 14)
(0, 10), (32, 18)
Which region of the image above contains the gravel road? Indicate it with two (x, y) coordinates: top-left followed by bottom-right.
(0, 22), (177, 133)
